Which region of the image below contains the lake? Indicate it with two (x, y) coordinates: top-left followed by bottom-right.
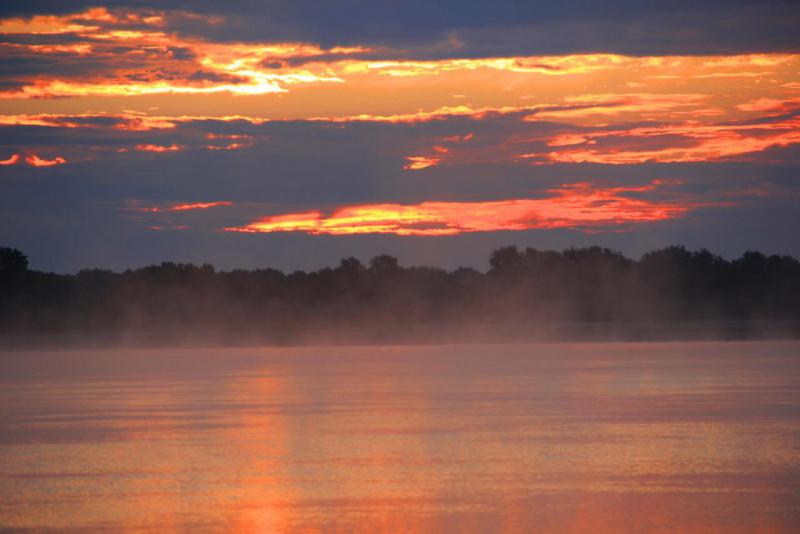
(1, 341), (799, 532)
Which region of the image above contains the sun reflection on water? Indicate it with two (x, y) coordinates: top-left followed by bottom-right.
(0, 342), (798, 532)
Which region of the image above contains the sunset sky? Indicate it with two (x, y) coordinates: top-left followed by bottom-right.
(1, 1), (799, 272)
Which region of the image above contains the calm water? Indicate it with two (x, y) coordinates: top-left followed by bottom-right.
(1, 341), (799, 532)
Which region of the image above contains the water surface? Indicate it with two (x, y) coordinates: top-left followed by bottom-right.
(1, 341), (799, 532)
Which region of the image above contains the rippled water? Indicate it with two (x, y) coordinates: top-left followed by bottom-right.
(1, 341), (799, 532)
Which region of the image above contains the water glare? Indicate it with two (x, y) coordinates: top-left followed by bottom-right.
(1, 341), (799, 532)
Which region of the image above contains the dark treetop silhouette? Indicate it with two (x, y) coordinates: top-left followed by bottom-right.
(1, 245), (799, 346)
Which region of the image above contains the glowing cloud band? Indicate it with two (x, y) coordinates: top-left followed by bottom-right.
(226, 182), (708, 236)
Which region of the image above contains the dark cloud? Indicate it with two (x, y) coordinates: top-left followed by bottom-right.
(187, 69), (248, 83)
(1, 1), (798, 56)
(166, 46), (195, 61)
(1, 0), (798, 273)
(2, 109), (799, 272)
(0, 50), (173, 80)
(0, 79), (25, 91)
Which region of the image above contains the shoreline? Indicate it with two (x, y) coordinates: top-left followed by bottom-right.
(3, 320), (799, 350)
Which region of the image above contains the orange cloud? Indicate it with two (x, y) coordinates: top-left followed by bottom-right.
(538, 118), (800, 164)
(2, 5), (795, 126)
(113, 116), (178, 131)
(0, 112), (181, 130)
(530, 93), (708, 120)
(170, 201), (232, 211)
(207, 143), (250, 150)
(147, 225), (190, 231)
(4, 43), (94, 55)
(736, 97), (800, 113)
(442, 132), (474, 143)
(134, 143), (182, 152)
(225, 182), (701, 236)
(309, 104), (539, 124)
(0, 112), (271, 134)
(0, 10), (104, 35)
(25, 155), (66, 166)
(403, 156), (441, 170)
(3, 106), (797, 169)
(135, 201), (233, 213)
(0, 24), (797, 169)
(0, 8), (359, 100)
(206, 133), (251, 140)
(205, 134), (254, 151)
(352, 54), (630, 78)
(0, 154), (19, 165)
(0, 8), (163, 36)
(1, 32), (797, 134)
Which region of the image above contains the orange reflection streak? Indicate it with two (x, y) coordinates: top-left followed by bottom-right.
(225, 182), (702, 236)
(134, 201), (233, 213)
(25, 155), (66, 167)
(0, 154), (19, 165)
(134, 143), (182, 153)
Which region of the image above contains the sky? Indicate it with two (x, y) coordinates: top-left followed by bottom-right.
(1, 1), (799, 272)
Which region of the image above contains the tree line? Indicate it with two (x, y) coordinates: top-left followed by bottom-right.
(1, 245), (799, 344)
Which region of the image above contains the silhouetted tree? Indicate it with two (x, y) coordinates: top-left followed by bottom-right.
(489, 246), (523, 274)
(0, 244), (798, 343)
(0, 247), (27, 281)
(369, 254), (399, 274)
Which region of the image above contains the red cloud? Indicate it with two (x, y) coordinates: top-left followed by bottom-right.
(403, 156), (441, 170)
(25, 155), (66, 166)
(537, 118), (800, 164)
(134, 143), (182, 152)
(0, 154), (19, 165)
(225, 182), (711, 236)
(134, 201), (233, 213)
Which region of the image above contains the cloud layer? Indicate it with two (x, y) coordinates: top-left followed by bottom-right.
(0, 5), (799, 271)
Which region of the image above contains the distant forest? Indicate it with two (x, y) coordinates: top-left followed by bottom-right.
(1, 245), (799, 346)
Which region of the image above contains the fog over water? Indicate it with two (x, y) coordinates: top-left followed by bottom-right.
(1, 341), (799, 532)
(3, 246), (800, 347)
